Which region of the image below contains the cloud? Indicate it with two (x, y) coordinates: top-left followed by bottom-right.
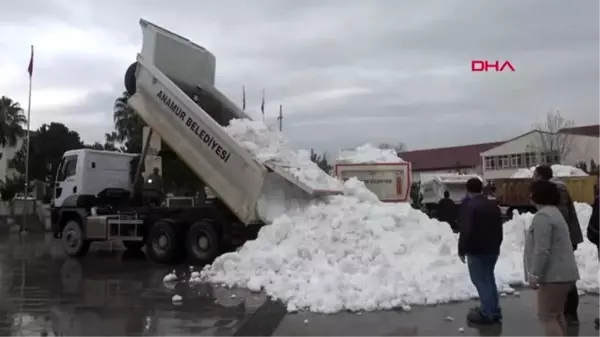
(0, 0), (597, 153)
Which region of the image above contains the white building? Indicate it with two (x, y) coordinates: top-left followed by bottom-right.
(480, 125), (599, 181)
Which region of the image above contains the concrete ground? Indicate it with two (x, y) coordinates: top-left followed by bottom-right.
(0, 232), (598, 336)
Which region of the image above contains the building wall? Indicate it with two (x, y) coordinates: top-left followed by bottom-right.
(481, 131), (599, 180)
(0, 137), (25, 181)
(413, 167), (478, 183)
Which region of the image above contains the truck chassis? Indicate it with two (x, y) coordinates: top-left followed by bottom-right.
(51, 198), (261, 265)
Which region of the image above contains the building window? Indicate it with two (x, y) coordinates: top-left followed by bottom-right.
(510, 154), (522, 168)
(524, 152), (537, 167)
(485, 157), (493, 170)
(499, 155), (510, 169)
(485, 156), (497, 170)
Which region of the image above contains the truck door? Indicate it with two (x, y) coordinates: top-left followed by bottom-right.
(54, 155), (78, 207)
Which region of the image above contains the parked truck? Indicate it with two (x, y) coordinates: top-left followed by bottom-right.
(494, 176), (597, 215)
(50, 19), (343, 265)
(420, 174), (482, 216)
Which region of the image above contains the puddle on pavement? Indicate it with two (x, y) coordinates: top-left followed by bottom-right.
(0, 233), (270, 336)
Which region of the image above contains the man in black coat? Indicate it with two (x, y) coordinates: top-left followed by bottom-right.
(458, 178), (503, 324)
(437, 191), (458, 233)
(534, 164), (584, 325)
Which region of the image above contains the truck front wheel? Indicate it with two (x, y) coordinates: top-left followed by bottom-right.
(62, 220), (91, 258)
(186, 221), (219, 265)
(146, 221), (183, 264)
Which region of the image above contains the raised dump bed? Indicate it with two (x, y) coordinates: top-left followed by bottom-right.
(127, 19), (343, 225)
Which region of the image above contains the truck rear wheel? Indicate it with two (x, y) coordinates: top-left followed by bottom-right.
(62, 220), (91, 258)
(186, 221), (220, 264)
(146, 221), (183, 264)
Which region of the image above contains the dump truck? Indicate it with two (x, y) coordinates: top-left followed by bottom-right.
(333, 162), (412, 202)
(494, 176), (597, 214)
(420, 174), (483, 216)
(50, 19), (343, 265)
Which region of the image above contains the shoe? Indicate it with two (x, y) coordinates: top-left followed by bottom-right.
(564, 314), (579, 326)
(466, 307), (501, 325)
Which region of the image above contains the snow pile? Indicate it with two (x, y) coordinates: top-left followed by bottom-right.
(202, 118), (598, 313)
(511, 165), (588, 178)
(337, 144), (404, 164)
(201, 186), (598, 313)
(224, 119), (343, 191)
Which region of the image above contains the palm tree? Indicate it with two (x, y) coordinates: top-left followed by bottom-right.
(113, 91), (145, 153)
(0, 96), (27, 147)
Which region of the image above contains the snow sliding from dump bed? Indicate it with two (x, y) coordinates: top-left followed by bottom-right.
(224, 119), (342, 191)
(203, 118), (599, 313)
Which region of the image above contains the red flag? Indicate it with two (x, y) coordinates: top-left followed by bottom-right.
(27, 45), (34, 77)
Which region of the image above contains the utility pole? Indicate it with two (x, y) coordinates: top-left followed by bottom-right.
(277, 104), (283, 131)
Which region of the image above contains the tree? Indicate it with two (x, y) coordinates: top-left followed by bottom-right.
(530, 110), (575, 164)
(378, 142), (406, 153)
(114, 91), (145, 153)
(83, 132), (120, 151)
(309, 149), (332, 174)
(0, 96), (27, 147)
(10, 123), (84, 182)
(0, 175), (26, 221)
(575, 161), (588, 173)
(160, 142), (203, 194)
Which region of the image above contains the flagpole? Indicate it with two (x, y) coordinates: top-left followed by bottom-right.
(22, 45), (33, 233)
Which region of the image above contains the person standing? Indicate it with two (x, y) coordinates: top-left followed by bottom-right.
(458, 178), (504, 324)
(533, 165), (583, 325)
(437, 191), (458, 233)
(586, 173), (599, 329)
(524, 180), (580, 336)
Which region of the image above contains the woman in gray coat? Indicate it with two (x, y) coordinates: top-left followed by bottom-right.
(524, 180), (580, 336)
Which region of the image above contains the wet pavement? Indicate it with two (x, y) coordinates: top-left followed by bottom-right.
(0, 232), (598, 336)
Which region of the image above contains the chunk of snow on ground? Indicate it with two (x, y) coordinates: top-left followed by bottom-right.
(163, 271), (177, 283)
(336, 144), (404, 164)
(172, 294), (182, 302)
(224, 119), (343, 192)
(511, 165), (588, 178)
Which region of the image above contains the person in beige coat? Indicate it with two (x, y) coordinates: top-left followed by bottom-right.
(524, 180), (580, 336)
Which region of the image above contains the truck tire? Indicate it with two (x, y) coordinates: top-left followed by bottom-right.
(124, 62), (138, 96)
(186, 221), (220, 264)
(146, 221), (183, 264)
(62, 220), (91, 258)
(123, 241), (145, 252)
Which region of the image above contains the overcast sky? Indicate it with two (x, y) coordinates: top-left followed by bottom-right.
(1, 0), (598, 153)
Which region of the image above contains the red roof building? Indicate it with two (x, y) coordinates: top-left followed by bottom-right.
(399, 142), (504, 173)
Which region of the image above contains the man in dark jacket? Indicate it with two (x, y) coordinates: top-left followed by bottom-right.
(533, 165), (584, 325)
(586, 174), (599, 329)
(437, 191), (458, 233)
(458, 178), (503, 324)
